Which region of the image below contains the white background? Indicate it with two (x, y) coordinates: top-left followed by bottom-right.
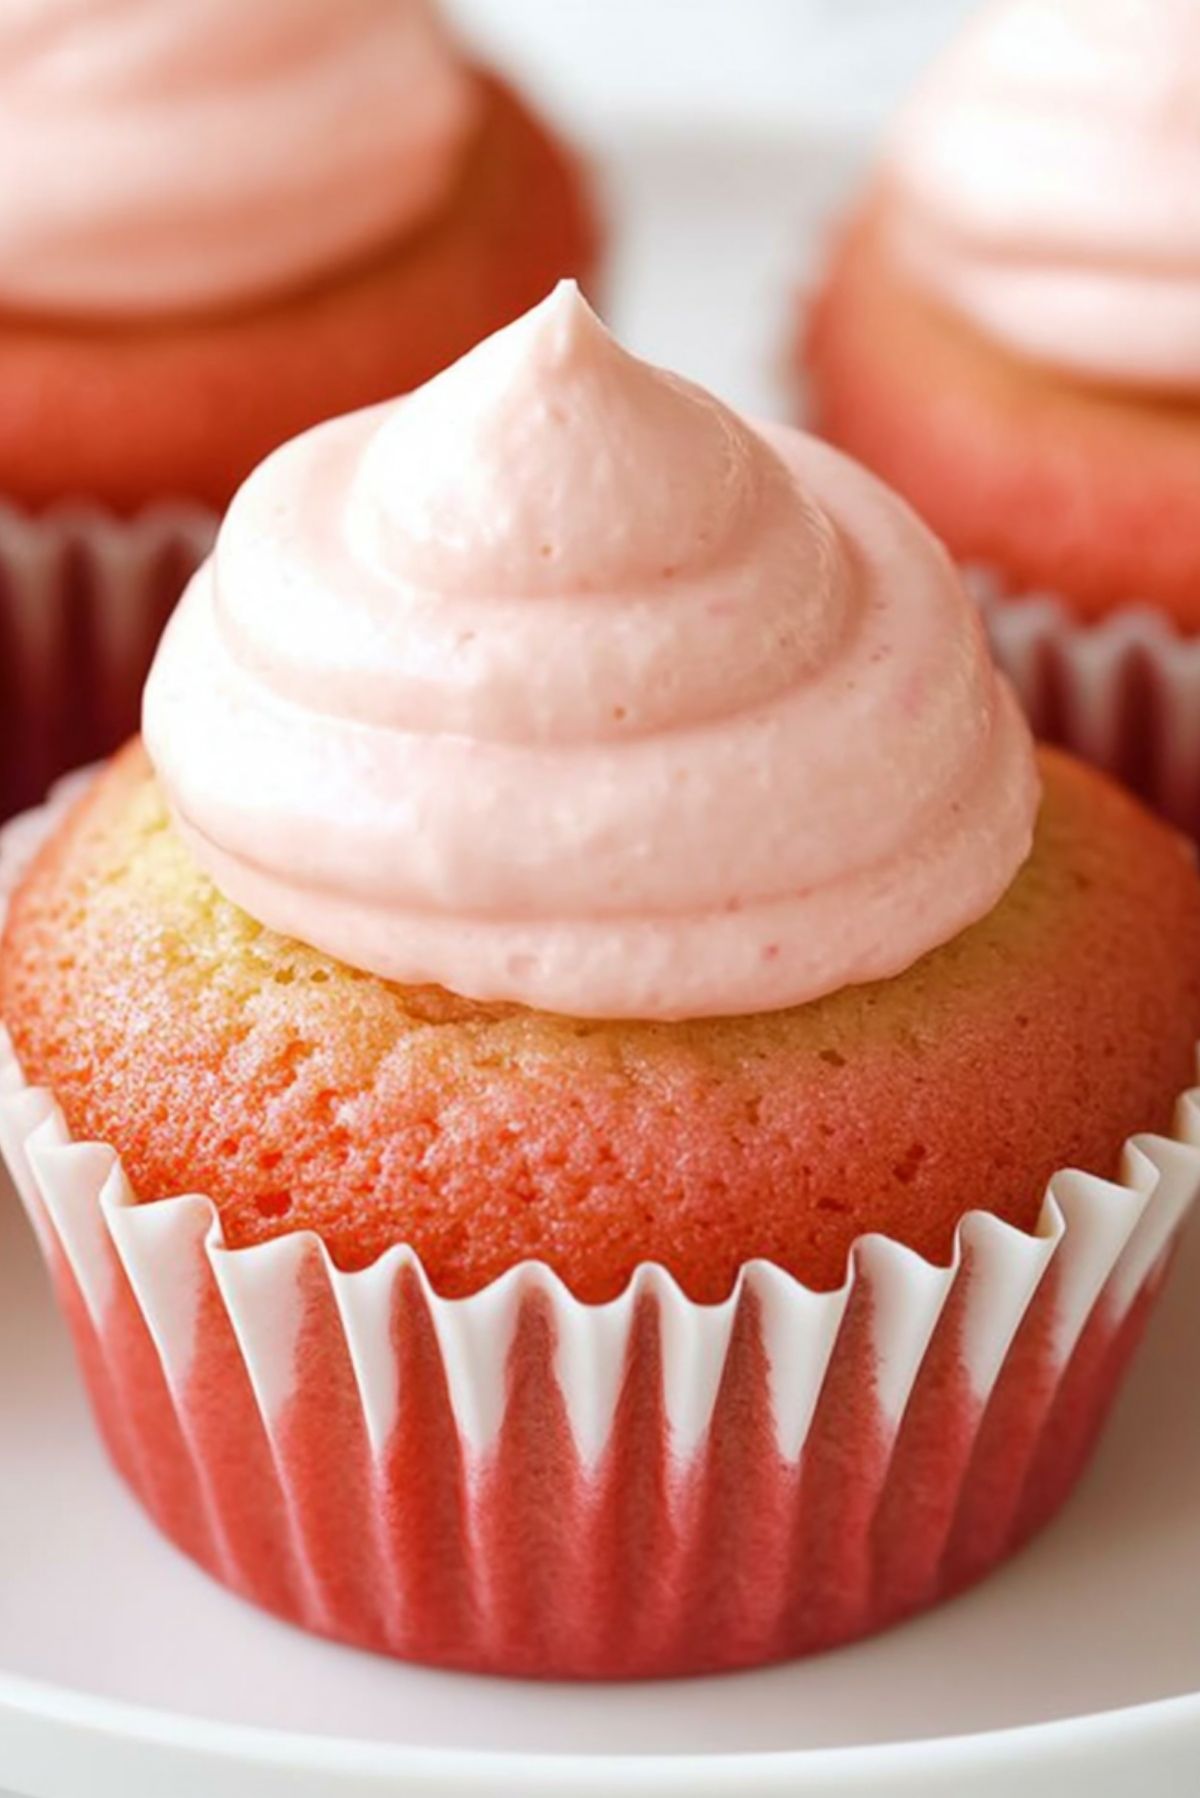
(442, 1), (984, 422)
(450, 0), (979, 137)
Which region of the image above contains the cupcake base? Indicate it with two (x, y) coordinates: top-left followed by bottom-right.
(3, 1005), (1197, 1676)
(15, 1180), (1183, 1678)
(3, 778), (1199, 1679)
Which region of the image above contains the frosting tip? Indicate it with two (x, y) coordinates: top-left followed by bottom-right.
(145, 292), (1039, 1020)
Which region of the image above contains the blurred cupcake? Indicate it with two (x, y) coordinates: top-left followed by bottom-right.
(803, 0), (1200, 831)
(0, 0), (598, 816)
(3, 287), (1199, 1679)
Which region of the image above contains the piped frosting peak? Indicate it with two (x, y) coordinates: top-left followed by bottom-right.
(145, 283), (1039, 1020)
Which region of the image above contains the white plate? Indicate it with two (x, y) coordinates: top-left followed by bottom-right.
(3, 94), (1200, 1798)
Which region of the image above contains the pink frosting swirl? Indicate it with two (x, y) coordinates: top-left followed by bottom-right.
(0, 0), (480, 317)
(887, 0), (1200, 389)
(143, 284), (1039, 1021)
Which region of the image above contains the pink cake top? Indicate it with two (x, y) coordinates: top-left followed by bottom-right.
(144, 283), (1039, 1020)
(0, 0), (479, 317)
(887, 0), (1200, 389)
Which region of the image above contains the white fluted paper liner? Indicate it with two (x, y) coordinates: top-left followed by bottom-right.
(2, 776), (1199, 1679)
(0, 504), (215, 821)
(968, 570), (1200, 837)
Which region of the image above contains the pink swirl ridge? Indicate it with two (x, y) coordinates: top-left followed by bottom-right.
(143, 284), (1039, 1021)
(0, 0), (480, 317)
(887, 0), (1200, 389)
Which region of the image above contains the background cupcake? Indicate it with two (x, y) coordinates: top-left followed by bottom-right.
(3, 289), (1199, 1679)
(0, 0), (597, 818)
(802, 0), (1200, 833)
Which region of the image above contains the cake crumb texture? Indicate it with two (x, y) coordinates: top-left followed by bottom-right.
(4, 740), (1199, 1301)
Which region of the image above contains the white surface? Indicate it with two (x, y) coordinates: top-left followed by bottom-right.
(4, 8), (1200, 1792)
(449, 0), (979, 138)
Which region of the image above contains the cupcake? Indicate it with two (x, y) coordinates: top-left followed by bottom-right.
(802, 0), (1200, 831)
(0, 0), (597, 818)
(2, 286), (1199, 1679)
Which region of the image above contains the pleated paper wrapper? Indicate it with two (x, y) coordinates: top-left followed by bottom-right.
(0, 505), (215, 822)
(974, 576), (1200, 840)
(1, 778), (1199, 1680)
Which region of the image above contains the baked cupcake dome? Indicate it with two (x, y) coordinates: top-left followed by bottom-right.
(0, 71), (597, 514)
(5, 737), (1198, 1303)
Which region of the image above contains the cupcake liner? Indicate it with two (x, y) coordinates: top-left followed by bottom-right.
(969, 572), (1200, 838)
(2, 779), (1200, 1680)
(0, 504), (215, 823)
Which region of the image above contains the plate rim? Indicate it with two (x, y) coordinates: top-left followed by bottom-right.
(3, 1666), (1199, 1792)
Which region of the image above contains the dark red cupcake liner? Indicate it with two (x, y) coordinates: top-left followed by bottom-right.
(977, 577), (1200, 839)
(0, 506), (214, 821)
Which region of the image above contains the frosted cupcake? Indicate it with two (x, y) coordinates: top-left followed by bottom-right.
(0, 0), (597, 816)
(803, 0), (1200, 831)
(2, 287), (1199, 1678)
